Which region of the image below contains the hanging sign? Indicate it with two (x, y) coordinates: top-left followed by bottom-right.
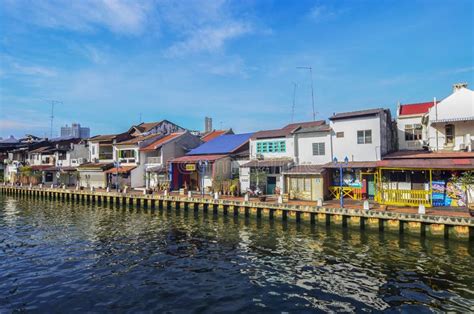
(185, 164), (196, 171)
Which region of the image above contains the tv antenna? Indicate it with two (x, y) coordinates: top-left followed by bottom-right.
(291, 82), (297, 122)
(45, 100), (62, 138)
(296, 66), (316, 121)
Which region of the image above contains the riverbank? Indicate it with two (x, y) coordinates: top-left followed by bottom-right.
(1, 185), (473, 241)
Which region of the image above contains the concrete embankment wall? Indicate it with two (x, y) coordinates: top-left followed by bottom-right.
(1, 185), (473, 242)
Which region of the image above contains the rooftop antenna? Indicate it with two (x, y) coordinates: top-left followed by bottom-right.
(139, 113), (142, 124)
(45, 100), (62, 138)
(296, 66), (316, 121)
(291, 82), (297, 122)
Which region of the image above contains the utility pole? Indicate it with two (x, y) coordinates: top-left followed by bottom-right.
(296, 66), (316, 121)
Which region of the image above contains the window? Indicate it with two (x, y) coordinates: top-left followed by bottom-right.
(119, 150), (135, 158)
(445, 124), (455, 144)
(404, 124), (422, 141)
(336, 132), (344, 138)
(256, 141), (286, 153)
(312, 142), (325, 156)
(357, 130), (372, 144)
(92, 145), (95, 155)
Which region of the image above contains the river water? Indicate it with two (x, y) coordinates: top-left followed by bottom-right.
(0, 196), (473, 312)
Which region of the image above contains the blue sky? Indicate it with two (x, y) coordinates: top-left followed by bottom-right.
(0, 0), (473, 138)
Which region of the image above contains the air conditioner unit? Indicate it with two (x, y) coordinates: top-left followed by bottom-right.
(256, 154), (264, 160)
(92, 158), (99, 163)
(78, 158), (85, 164)
(459, 143), (466, 151)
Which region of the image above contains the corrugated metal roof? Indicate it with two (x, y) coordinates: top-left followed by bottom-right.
(329, 108), (386, 121)
(383, 151), (474, 159)
(378, 158), (474, 169)
(187, 133), (253, 155)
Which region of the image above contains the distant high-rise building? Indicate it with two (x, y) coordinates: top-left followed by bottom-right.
(204, 117), (212, 133)
(60, 123), (90, 139)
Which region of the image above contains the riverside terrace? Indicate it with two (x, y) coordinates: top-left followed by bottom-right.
(1, 184), (473, 242)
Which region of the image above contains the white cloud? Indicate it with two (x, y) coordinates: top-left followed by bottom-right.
(308, 4), (345, 22)
(12, 63), (57, 77)
(4, 0), (155, 35)
(166, 22), (252, 56)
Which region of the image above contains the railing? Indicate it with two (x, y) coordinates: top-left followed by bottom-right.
(99, 153), (113, 160)
(378, 189), (431, 207)
(147, 157), (161, 164)
(119, 157), (136, 164)
(329, 186), (362, 200)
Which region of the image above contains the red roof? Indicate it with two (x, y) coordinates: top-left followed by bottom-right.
(140, 132), (184, 152)
(201, 130), (232, 142)
(171, 154), (227, 163)
(399, 101), (435, 116)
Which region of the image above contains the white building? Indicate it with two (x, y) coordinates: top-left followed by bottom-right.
(329, 108), (395, 162)
(396, 101), (435, 150)
(427, 83), (474, 152)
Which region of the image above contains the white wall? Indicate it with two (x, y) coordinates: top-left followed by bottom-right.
(249, 137), (295, 160)
(295, 132), (332, 165)
(397, 115), (426, 150)
(427, 87), (474, 151)
(330, 115), (382, 161)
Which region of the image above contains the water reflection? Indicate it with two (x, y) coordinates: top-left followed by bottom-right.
(0, 196), (473, 312)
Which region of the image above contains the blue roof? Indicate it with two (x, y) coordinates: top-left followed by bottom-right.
(188, 133), (253, 155)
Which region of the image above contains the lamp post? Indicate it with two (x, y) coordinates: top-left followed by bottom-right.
(333, 156), (349, 208)
(114, 160), (121, 192)
(198, 160), (208, 196)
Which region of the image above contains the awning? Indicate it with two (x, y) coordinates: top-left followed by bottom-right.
(377, 158), (474, 170)
(30, 165), (54, 171)
(241, 158), (293, 168)
(171, 154), (227, 164)
(146, 165), (166, 173)
(104, 166), (136, 174)
(78, 162), (114, 171)
(431, 116), (474, 123)
(283, 165), (325, 175)
(323, 161), (377, 169)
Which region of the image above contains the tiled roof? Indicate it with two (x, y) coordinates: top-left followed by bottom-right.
(133, 121), (163, 133)
(171, 154), (227, 163)
(251, 128), (292, 139)
(140, 132), (185, 152)
(329, 108), (386, 121)
(187, 133), (253, 155)
(201, 129), (233, 142)
(88, 133), (127, 142)
(116, 133), (161, 146)
(282, 120), (326, 130)
(399, 101), (435, 116)
(323, 161), (378, 168)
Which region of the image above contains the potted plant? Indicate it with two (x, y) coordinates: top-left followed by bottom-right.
(452, 171), (474, 215)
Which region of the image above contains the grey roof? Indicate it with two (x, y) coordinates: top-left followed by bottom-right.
(329, 108), (386, 121)
(293, 124), (331, 134)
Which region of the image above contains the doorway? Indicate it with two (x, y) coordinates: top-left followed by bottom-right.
(266, 176), (276, 194)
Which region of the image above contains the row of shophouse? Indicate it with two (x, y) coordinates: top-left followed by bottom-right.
(2, 83), (473, 208)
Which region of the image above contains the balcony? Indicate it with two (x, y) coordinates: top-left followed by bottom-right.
(146, 157), (162, 165)
(119, 157), (136, 164)
(99, 153), (113, 160)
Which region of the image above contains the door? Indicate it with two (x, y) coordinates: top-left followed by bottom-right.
(266, 176), (276, 195)
(366, 174), (375, 199)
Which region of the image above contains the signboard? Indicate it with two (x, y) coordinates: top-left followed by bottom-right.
(185, 164), (196, 172)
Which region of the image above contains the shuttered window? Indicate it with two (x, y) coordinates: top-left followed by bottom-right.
(312, 142), (325, 156)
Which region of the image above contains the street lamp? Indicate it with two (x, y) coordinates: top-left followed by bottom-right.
(333, 156), (349, 208)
